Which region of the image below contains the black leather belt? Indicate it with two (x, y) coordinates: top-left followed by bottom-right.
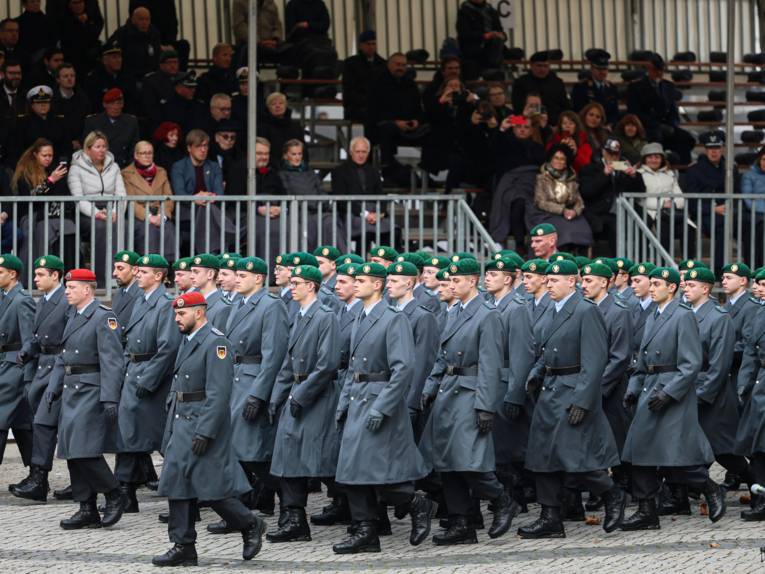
(40, 345), (63, 355)
(646, 364), (678, 374)
(65, 364), (100, 375)
(545, 365), (581, 376)
(760, 360), (765, 368)
(353, 371), (390, 383)
(130, 352), (156, 363)
(234, 354), (262, 365)
(176, 390), (206, 402)
(294, 373), (308, 384)
(0, 343), (22, 352)
(446, 365), (478, 376)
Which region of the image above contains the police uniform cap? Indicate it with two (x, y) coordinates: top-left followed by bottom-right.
(114, 250), (140, 265)
(649, 266), (681, 285)
(34, 254), (64, 272)
(530, 51), (550, 63)
(235, 256), (267, 275)
(101, 41), (122, 56)
(159, 49), (179, 63)
(700, 130), (725, 148)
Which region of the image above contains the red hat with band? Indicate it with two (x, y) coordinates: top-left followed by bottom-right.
(65, 268), (97, 282)
(103, 87), (124, 104)
(173, 292), (207, 309)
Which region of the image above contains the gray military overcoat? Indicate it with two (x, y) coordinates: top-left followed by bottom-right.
(734, 304), (765, 456)
(205, 289), (232, 333)
(400, 298), (439, 413)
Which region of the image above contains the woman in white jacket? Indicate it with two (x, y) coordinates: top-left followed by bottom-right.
(637, 142), (696, 254)
(67, 130), (127, 285)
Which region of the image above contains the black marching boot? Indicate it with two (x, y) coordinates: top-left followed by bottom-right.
(121, 483), (139, 513)
(101, 488), (125, 527)
(9, 467), (34, 493)
(432, 515), (478, 545)
(659, 484), (691, 515)
(488, 491), (520, 539)
(620, 497), (660, 530)
(517, 505), (566, 539)
(60, 498), (102, 530)
(333, 520), (381, 554)
(11, 465), (49, 502)
(408, 493), (436, 546)
(585, 492), (604, 511)
(703, 480), (727, 523)
(561, 489), (586, 521)
(742, 494), (765, 521)
(242, 516), (266, 560)
(152, 543), (198, 567)
(266, 507), (312, 542)
(310, 495), (351, 525)
(376, 503), (391, 535)
(601, 486), (627, 533)
(141, 456), (160, 491)
(53, 485), (73, 500)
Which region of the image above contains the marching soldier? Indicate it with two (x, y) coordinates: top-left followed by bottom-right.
(628, 262), (657, 368)
(333, 262), (433, 554)
(0, 254), (35, 473)
(420, 258), (517, 545)
(44, 268), (125, 530)
(189, 253), (232, 332)
(313, 245), (342, 312)
(274, 253), (298, 324)
(218, 253), (242, 303)
(612, 257), (637, 305)
(621, 267), (726, 530)
(369, 246), (398, 268)
(115, 255), (182, 512)
(518, 260), (625, 539)
(112, 250), (142, 343)
(267, 264), (340, 542)
(395, 254), (441, 314)
(435, 268), (458, 332)
(420, 255), (449, 298)
(12, 256), (71, 502)
(172, 257), (195, 294)
(153, 291), (265, 566)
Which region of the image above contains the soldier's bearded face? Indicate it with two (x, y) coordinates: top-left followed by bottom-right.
(174, 308), (202, 334)
(581, 275), (607, 300)
(112, 262), (135, 286)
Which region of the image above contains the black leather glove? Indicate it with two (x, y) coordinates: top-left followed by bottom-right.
(135, 384), (151, 399)
(503, 401), (521, 420)
(366, 409), (384, 431)
(622, 392), (638, 409)
(191, 434), (209, 456)
(16, 350), (29, 367)
(408, 407), (419, 427)
(738, 386), (749, 406)
(475, 410), (494, 434)
(242, 395), (264, 422)
(45, 390), (59, 412)
(335, 409), (347, 431)
(267, 402), (277, 425)
(525, 371), (543, 394)
(289, 399), (302, 418)
(567, 405), (587, 425)
(648, 390), (672, 411)
(102, 402), (118, 423)
(421, 393), (435, 411)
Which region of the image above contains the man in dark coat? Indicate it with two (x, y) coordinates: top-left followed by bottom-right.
(23, 46), (63, 91)
(82, 41), (139, 114)
(141, 49), (181, 127)
(153, 291), (265, 567)
(107, 6), (161, 84)
(0, 59), (25, 163)
(456, 0), (506, 79)
(342, 30), (386, 123)
(251, 138), (286, 264)
(621, 267), (726, 530)
(11, 85), (69, 165)
(56, 0), (104, 77)
(511, 51), (570, 125)
(571, 51), (620, 126)
(15, 2), (58, 62)
(196, 43), (238, 105)
(0, 18), (31, 72)
(51, 63), (91, 152)
(82, 88), (140, 168)
(159, 72), (207, 135)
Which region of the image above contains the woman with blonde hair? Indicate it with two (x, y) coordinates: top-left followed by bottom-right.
(579, 102), (610, 155)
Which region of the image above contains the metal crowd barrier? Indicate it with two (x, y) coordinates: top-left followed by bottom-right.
(0, 194), (499, 293)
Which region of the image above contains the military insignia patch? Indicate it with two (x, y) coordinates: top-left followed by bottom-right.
(443, 271), (450, 279)
(377, 248), (385, 257)
(322, 247), (330, 256)
(348, 266), (356, 275)
(662, 270), (670, 279)
(432, 258), (439, 265)
(690, 270), (698, 279)
(107, 318), (118, 330)
(293, 256), (301, 265)
(555, 256), (564, 261)
(395, 264), (403, 273)
(687, 261), (695, 268)
(396, 256), (404, 262)
(227, 260), (235, 268)
(179, 262), (187, 270)
(552, 264), (560, 273)
(193, 257), (201, 265)
(497, 261), (504, 269)
(122, 254), (130, 262)
(450, 264), (458, 273)
(536, 228), (544, 236)
(39, 258), (46, 266)
(529, 263), (537, 271)
(216, 346), (227, 359)
(175, 298), (185, 308)
(276, 255), (283, 264)
(246, 261), (254, 270)
(363, 265), (371, 274)
(731, 264), (739, 273)
(617, 260), (624, 268)
(494, 253), (501, 260)
(344, 257), (352, 264)
(295, 267), (302, 275)
(142, 256), (149, 264)
(584, 265), (591, 274)
(638, 265), (646, 273)
(451, 255), (459, 262)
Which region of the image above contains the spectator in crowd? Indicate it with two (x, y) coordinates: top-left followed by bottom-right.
(0, 18), (30, 72)
(211, 120), (246, 196)
(196, 43), (238, 105)
(151, 121), (184, 171)
(366, 52), (427, 187)
(456, 0), (506, 80)
(546, 110), (592, 172)
(283, 0), (337, 86)
(571, 49), (619, 126)
(682, 130), (731, 271)
(12, 85), (69, 165)
(637, 142), (695, 255)
(246, 0), (283, 64)
(199, 93), (234, 138)
(489, 114), (546, 251)
(231, 67), (249, 140)
(122, 140), (175, 260)
(422, 56), (463, 114)
(613, 113), (647, 165)
(522, 91), (552, 143)
(579, 102), (610, 157)
(83, 41), (139, 113)
(158, 71), (206, 134)
(259, 91), (306, 166)
(511, 51), (570, 124)
(0, 167), (16, 252)
(67, 129), (126, 285)
(56, 0), (104, 76)
(626, 52), (695, 164)
(15, 0), (58, 64)
(23, 46), (64, 91)
(342, 30), (386, 123)
(486, 82), (513, 121)
(170, 129), (234, 254)
(0, 59), (26, 163)
(82, 87), (140, 168)
(445, 99), (498, 195)
(527, 143), (592, 253)
(129, 0), (190, 70)
(107, 6), (161, 85)
(741, 146), (765, 268)
(252, 137), (286, 263)
(141, 48), (181, 127)
(578, 137), (644, 252)
(51, 62), (91, 152)
(11, 137), (74, 264)
(285, 0), (330, 41)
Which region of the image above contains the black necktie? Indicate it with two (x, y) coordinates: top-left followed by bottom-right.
(654, 308), (660, 320)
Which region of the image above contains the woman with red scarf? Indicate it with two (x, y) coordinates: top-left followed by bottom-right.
(545, 111), (593, 172)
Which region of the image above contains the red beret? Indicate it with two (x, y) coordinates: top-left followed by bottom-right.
(103, 88), (124, 104)
(65, 268), (97, 282)
(173, 291), (207, 309)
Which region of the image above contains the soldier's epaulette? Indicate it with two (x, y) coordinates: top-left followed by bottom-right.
(679, 302), (692, 310)
(512, 293), (527, 305)
(99, 304), (112, 310)
(16, 114), (26, 119)
(388, 305), (400, 312)
(483, 302), (495, 310)
(268, 293), (279, 299)
(210, 327), (224, 335)
(750, 296), (763, 305)
(86, 113), (97, 118)
(714, 305), (728, 314)
(164, 293), (174, 300)
(614, 298), (629, 309)
(320, 304), (333, 313)
(219, 297), (232, 306)
(583, 297), (596, 305)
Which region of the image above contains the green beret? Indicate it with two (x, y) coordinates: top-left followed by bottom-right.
(521, 258), (549, 274)
(290, 251), (319, 268)
(678, 259), (708, 271)
(574, 256), (592, 270)
(370, 245), (399, 262)
(356, 262), (388, 279)
(591, 257), (618, 275)
(395, 253), (423, 270)
(423, 255), (450, 269)
(448, 258), (481, 276)
(755, 268), (765, 282)
(493, 249), (519, 261)
(220, 252), (241, 262)
(613, 257), (634, 272)
(292, 264), (322, 284)
(546, 260), (579, 276)
(485, 256), (517, 273)
(313, 245), (342, 261)
(649, 266), (681, 285)
(336, 253), (365, 266)
(0, 253), (23, 273)
(388, 261), (419, 276)
(34, 255), (64, 272)
(721, 262), (752, 278)
(450, 252), (476, 263)
(114, 250), (140, 265)
(172, 257), (193, 271)
(530, 223), (557, 237)
(219, 253), (241, 268)
(685, 267), (716, 284)
(336, 263), (359, 277)
(275, 253), (292, 266)
(581, 262), (613, 279)
(138, 254), (169, 269)
(549, 252), (575, 263)
(191, 253), (220, 270)
(235, 256), (267, 275)
(629, 262), (656, 277)
(435, 268), (452, 281)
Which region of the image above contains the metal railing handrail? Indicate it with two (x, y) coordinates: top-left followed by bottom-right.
(615, 196), (676, 268)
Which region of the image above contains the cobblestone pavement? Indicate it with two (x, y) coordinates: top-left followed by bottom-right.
(0, 450), (763, 573)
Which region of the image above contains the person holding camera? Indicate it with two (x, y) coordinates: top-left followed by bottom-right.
(545, 111), (592, 173)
